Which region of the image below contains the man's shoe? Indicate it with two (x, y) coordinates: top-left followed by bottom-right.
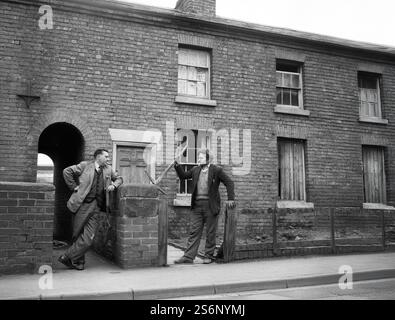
(72, 263), (85, 271)
(174, 256), (193, 264)
(202, 257), (214, 264)
(58, 255), (74, 269)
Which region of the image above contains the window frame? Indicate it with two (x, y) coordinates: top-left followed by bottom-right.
(358, 72), (383, 119)
(276, 60), (304, 110)
(277, 138), (307, 202)
(176, 129), (212, 196)
(362, 145), (387, 205)
(177, 47), (211, 100)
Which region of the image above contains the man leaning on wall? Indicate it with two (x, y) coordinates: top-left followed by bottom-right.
(58, 149), (123, 271)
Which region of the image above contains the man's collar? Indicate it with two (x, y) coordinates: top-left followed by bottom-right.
(94, 161), (100, 171)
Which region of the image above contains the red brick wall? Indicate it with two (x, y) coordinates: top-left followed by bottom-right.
(1, 0), (395, 244)
(0, 182), (55, 275)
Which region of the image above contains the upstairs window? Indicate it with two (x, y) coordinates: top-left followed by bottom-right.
(358, 72), (382, 118)
(276, 61), (303, 108)
(178, 48), (211, 99)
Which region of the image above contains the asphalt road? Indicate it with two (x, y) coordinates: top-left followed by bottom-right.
(171, 278), (395, 300)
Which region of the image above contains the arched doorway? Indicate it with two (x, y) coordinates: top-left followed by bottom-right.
(38, 122), (85, 242)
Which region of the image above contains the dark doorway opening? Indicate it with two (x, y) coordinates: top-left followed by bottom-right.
(38, 122), (85, 242)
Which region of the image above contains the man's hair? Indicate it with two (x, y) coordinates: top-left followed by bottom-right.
(197, 149), (210, 162)
(93, 149), (109, 159)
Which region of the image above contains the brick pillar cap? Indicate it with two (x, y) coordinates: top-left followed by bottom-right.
(118, 184), (159, 199)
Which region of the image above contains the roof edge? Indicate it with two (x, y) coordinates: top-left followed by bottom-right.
(6, 0), (395, 57)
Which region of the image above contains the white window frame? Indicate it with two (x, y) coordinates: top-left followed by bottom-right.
(276, 62), (304, 109)
(177, 47), (211, 100)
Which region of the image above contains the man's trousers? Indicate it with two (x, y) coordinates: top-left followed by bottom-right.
(64, 200), (101, 265)
(184, 199), (219, 260)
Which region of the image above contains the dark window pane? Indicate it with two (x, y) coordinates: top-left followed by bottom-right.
(276, 88), (282, 104)
(283, 89), (291, 105)
(276, 62), (299, 73)
(180, 180), (186, 193)
(359, 74), (378, 89)
(291, 90), (299, 106)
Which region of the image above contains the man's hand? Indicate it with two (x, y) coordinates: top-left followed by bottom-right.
(107, 185), (116, 192)
(225, 201), (236, 209)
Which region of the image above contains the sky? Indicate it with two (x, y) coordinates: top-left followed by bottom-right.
(38, 153), (53, 166)
(115, 0), (395, 47)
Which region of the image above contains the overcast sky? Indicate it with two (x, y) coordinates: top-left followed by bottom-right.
(115, 0), (395, 47)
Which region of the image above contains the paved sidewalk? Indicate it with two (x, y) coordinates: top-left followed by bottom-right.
(0, 250), (394, 300)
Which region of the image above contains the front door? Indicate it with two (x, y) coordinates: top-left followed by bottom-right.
(116, 146), (150, 184)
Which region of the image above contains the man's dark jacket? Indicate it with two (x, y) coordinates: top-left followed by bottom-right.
(175, 163), (235, 216)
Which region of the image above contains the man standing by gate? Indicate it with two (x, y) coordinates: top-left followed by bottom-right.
(58, 149), (123, 271)
(174, 149), (235, 264)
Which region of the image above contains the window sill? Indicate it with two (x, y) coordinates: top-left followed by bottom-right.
(274, 105), (310, 117)
(175, 95), (217, 107)
(173, 194), (192, 207)
(363, 203), (395, 210)
(358, 116), (388, 125)
(276, 201), (314, 209)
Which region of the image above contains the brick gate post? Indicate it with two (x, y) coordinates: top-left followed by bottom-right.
(114, 184), (161, 268)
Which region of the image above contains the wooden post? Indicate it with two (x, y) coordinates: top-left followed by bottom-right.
(272, 206), (278, 256)
(382, 211), (386, 250)
(158, 199), (168, 267)
(223, 206), (237, 263)
(330, 208), (336, 254)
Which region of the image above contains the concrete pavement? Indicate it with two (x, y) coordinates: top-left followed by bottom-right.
(0, 248), (395, 300)
(172, 279), (395, 300)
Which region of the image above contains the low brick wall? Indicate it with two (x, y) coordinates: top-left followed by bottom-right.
(234, 242), (395, 261)
(0, 182), (55, 275)
(169, 205), (395, 261)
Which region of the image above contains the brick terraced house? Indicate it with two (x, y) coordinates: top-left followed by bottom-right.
(0, 0), (394, 274)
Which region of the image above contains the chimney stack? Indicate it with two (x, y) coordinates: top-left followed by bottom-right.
(175, 0), (216, 17)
